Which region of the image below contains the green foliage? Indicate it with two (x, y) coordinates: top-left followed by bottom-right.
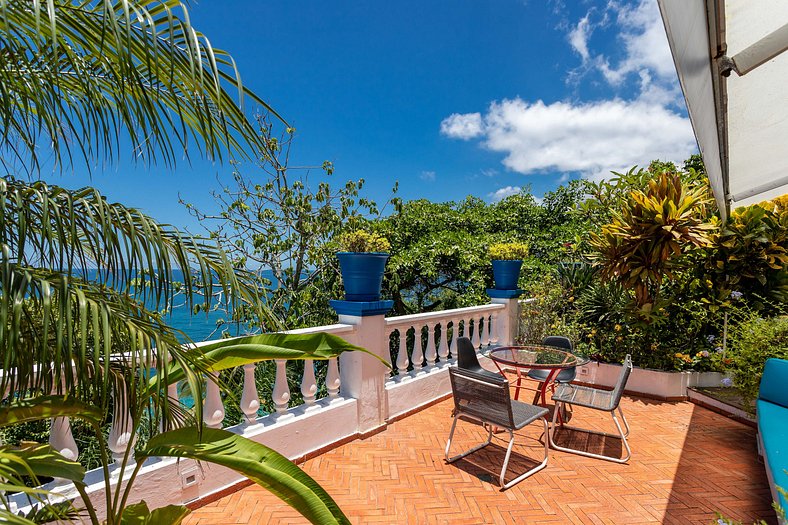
(118, 501), (190, 525)
(726, 315), (788, 405)
(338, 231), (391, 253)
(488, 242), (529, 260)
(588, 168), (716, 320)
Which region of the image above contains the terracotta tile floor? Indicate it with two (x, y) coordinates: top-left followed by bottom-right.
(185, 396), (776, 525)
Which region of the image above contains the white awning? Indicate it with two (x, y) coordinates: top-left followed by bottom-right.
(657, 0), (788, 221)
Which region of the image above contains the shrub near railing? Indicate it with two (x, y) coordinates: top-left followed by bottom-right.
(727, 315), (788, 405)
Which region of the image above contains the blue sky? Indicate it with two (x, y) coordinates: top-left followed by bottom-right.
(53, 0), (696, 232)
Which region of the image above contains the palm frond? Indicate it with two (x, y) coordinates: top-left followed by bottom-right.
(0, 0), (281, 172)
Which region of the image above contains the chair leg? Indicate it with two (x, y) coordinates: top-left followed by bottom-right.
(500, 418), (550, 490)
(445, 415), (493, 463)
(548, 405), (631, 463)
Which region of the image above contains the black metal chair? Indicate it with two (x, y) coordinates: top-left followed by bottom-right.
(445, 366), (549, 489)
(455, 336), (501, 380)
(527, 335), (577, 384)
(548, 354), (633, 463)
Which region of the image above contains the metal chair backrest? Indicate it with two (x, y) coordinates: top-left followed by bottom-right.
(541, 335), (573, 351)
(610, 354), (633, 408)
(449, 366), (514, 429)
(456, 337), (484, 373)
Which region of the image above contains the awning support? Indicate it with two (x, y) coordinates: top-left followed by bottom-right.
(720, 22), (788, 76)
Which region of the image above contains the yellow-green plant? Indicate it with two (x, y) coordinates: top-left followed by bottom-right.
(338, 231), (391, 252)
(489, 242), (529, 260)
(589, 169), (716, 319)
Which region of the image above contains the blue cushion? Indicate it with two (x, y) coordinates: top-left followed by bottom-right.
(757, 399), (788, 510)
(759, 358), (788, 408)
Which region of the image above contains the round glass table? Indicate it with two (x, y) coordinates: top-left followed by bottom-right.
(487, 345), (590, 406)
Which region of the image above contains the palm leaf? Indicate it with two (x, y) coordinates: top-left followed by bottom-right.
(139, 427), (351, 525)
(0, 0), (282, 173)
(0, 396), (102, 428)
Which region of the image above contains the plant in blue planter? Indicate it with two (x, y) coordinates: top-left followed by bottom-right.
(489, 242), (529, 290)
(337, 231), (391, 301)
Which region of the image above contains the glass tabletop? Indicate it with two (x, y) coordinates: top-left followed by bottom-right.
(487, 345), (590, 370)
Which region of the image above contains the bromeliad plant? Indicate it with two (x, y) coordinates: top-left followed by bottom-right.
(488, 242), (529, 261)
(337, 230), (391, 253)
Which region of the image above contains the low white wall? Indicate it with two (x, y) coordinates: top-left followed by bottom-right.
(577, 361), (725, 399)
(386, 363), (453, 419)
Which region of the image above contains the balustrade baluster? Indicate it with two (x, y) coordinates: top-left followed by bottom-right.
(240, 363), (260, 424)
(490, 312), (500, 345)
(301, 359), (317, 406)
(273, 359), (291, 413)
(395, 328), (410, 373)
(437, 322), (450, 362)
(481, 315), (490, 346)
(326, 358), (341, 399)
(49, 417), (78, 462)
(424, 323), (437, 366)
(471, 317), (481, 348)
(411, 327), (424, 371)
(203, 371), (225, 429)
(108, 384), (137, 465)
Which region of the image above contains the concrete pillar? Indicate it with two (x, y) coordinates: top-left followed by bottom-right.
(486, 290), (523, 346)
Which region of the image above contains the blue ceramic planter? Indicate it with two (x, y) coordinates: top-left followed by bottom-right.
(336, 252), (389, 301)
(491, 259), (523, 290)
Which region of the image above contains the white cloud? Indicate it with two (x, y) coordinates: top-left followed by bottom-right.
(488, 186), (522, 202)
(568, 14), (592, 61)
(420, 170), (436, 182)
(481, 168), (499, 177)
(440, 112), (483, 140)
(443, 97), (696, 180)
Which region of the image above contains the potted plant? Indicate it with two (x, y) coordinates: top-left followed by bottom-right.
(489, 242), (529, 290)
(336, 230), (391, 301)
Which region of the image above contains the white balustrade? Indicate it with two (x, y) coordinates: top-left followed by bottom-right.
(107, 384), (137, 465)
(437, 322), (450, 362)
(395, 329), (410, 373)
(272, 359), (291, 413)
(471, 317), (481, 348)
(490, 312), (500, 345)
(326, 357), (341, 399)
(424, 323), (437, 366)
(481, 315), (490, 346)
(203, 371), (226, 429)
(410, 327), (424, 371)
(49, 417), (78, 462)
(300, 360), (317, 406)
(240, 363), (260, 424)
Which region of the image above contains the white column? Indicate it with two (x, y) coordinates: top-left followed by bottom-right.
(437, 322), (450, 363)
(481, 315), (490, 347)
(489, 312), (500, 346)
(107, 385), (137, 465)
(300, 359), (317, 406)
(272, 359), (291, 414)
(240, 363), (260, 424)
(424, 322), (437, 366)
(490, 298), (520, 346)
(203, 371), (225, 429)
(395, 328), (410, 373)
(326, 358), (341, 399)
(338, 312), (391, 434)
(411, 326), (424, 371)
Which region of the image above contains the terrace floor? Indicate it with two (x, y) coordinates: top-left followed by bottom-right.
(185, 395), (776, 525)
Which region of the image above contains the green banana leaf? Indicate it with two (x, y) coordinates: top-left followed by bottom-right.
(0, 442), (85, 482)
(157, 332), (389, 387)
(138, 427), (350, 525)
(0, 510), (37, 525)
(117, 501), (190, 525)
(0, 396), (102, 428)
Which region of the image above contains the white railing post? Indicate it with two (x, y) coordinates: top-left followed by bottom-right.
(300, 359), (317, 406)
(395, 328), (410, 373)
(240, 363), (260, 424)
(490, 312), (500, 346)
(437, 322), (450, 363)
(424, 322), (437, 367)
(471, 317), (481, 348)
(49, 417), (78, 462)
(326, 357), (341, 399)
(411, 326), (424, 371)
(272, 360), (291, 414)
(480, 315), (490, 347)
(203, 371), (225, 429)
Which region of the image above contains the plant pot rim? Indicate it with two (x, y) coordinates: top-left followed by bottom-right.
(336, 251), (390, 256)
(491, 258), (524, 261)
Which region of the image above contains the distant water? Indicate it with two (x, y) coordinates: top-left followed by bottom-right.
(82, 269), (273, 342)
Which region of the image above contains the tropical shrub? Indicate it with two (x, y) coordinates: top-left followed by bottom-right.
(489, 242), (529, 260)
(726, 315), (788, 404)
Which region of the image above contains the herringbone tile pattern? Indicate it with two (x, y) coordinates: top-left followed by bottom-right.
(185, 397), (776, 524)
